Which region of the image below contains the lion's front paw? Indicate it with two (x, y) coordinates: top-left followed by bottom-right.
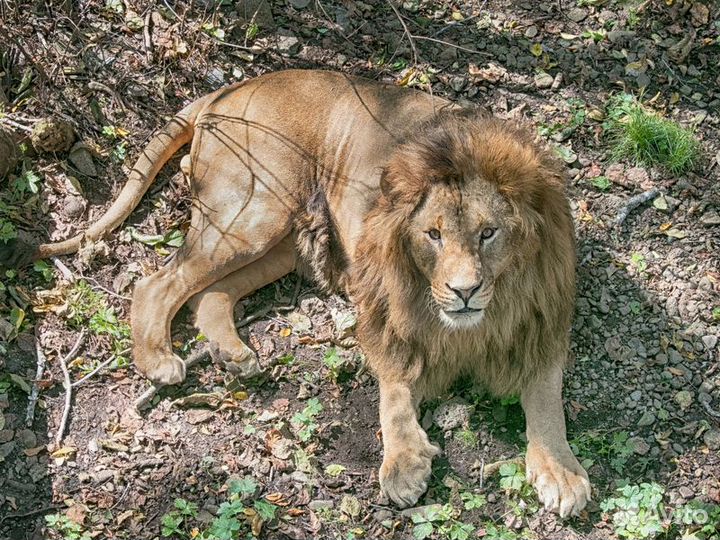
(526, 443), (591, 518)
(380, 443), (440, 508)
(138, 352), (187, 386)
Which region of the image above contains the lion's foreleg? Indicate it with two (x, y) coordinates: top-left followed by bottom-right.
(521, 364), (591, 517)
(377, 378), (440, 508)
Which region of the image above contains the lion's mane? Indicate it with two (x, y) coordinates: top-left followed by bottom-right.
(349, 111), (576, 398)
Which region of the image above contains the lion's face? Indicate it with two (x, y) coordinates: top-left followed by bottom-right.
(407, 178), (515, 329)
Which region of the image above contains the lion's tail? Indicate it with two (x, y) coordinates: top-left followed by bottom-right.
(32, 95), (210, 260)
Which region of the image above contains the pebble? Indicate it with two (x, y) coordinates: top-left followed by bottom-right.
(675, 390), (693, 410)
(678, 486), (695, 499)
(628, 436), (650, 456)
(534, 72), (554, 89)
(16, 429), (37, 449)
(702, 335), (717, 350)
(524, 25), (538, 38)
(433, 398), (473, 431)
(704, 429), (720, 451)
(567, 7), (588, 22)
(374, 509), (393, 522)
(308, 499), (334, 510)
(637, 411), (655, 427)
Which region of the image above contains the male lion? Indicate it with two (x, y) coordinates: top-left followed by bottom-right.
(29, 70), (590, 516)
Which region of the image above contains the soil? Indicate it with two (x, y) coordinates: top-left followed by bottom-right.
(0, 1), (718, 539)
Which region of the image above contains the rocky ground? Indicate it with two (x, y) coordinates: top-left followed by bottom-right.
(0, 0), (719, 539)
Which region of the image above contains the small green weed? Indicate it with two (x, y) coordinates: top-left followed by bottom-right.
(45, 513), (91, 540)
(591, 175), (612, 191)
(606, 94), (700, 174)
(291, 397), (323, 442)
(630, 252), (647, 273)
(712, 307), (720, 321)
(323, 347), (344, 382)
(570, 430), (633, 473)
(411, 504), (475, 540)
(600, 482), (665, 539)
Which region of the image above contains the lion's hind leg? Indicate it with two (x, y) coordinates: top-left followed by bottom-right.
(188, 235), (296, 378)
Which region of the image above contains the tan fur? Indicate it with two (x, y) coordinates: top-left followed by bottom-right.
(31, 70), (590, 516)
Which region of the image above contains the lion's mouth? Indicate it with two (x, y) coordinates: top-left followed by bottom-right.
(444, 307), (483, 315)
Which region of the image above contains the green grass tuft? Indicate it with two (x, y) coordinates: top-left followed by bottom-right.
(607, 94), (700, 174)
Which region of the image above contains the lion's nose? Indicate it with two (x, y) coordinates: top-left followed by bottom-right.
(446, 282), (482, 304)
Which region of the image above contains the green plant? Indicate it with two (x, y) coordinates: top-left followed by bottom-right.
(45, 513), (91, 540)
(570, 430), (633, 473)
(33, 260), (54, 282)
(291, 397), (323, 442)
(411, 504), (476, 540)
(455, 428), (478, 448)
(460, 491), (486, 510)
(591, 175), (612, 191)
(606, 94), (700, 174)
(712, 307), (720, 321)
(323, 347), (344, 381)
(600, 483), (666, 539)
(161, 498), (199, 537)
(630, 252), (647, 273)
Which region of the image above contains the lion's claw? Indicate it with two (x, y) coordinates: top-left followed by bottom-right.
(526, 444), (591, 518)
(380, 443), (440, 508)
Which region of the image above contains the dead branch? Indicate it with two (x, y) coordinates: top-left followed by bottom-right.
(51, 257), (75, 282)
(25, 328), (48, 426)
(615, 188), (660, 229)
(143, 10), (153, 64)
(72, 348), (129, 388)
(388, 1), (419, 65)
(133, 345), (210, 411)
(0, 116), (33, 133)
(55, 330), (87, 448)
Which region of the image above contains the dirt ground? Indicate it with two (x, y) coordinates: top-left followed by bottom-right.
(0, 1), (719, 539)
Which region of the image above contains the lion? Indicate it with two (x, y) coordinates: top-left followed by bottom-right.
(23, 70), (590, 516)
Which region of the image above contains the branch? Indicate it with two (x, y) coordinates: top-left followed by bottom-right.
(615, 188), (659, 229)
(26, 328), (48, 426)
(55, 331), (87, 448)
(388, 1), (419, 65)
(72, 349), (129, 388)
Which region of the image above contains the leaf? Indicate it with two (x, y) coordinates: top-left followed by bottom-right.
(325, 463), (346, 477)
(163, 229), (185, 248)
(279, 327), (291, 338)
(530, 43), (543, 57)
(652, 195), (668, 211)
(665, 228), (687, 239)
(51, 446), (77, 458)
(9, 374), (31, 393)
(413, 522), (434, 540)
(229, 477), (257, 497)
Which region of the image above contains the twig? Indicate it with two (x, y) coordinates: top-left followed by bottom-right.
(72, 349), (129, 388)
(0, 116), (33, 133)
(0, 505), (61, 525)
(26, 328), (49, 426)
(79, 274), (132, 301)
(143, 10), (153, 64)
(133, 345), (210, 411)
(388, 1), (419, 64)
(615, 188), (660, 229)
(55, 331), (87, 448)
(411, 35), (491, 57)
(51, 257), (75, 282)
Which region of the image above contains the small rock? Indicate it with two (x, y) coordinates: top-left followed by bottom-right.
(450, 76), (467, 92)
(374, 509), (393, 522)
(701, 335), (717, 350)
(0, 429), (13, 443)
(524, 25), (538, 38)
(31, 118), (75, 153)
(551, 72), (563, 90)
(630, 390), (642, 402)
(16, 429), (37, 449)
(206, 67), (225, 88)
(534, 72), (554, 89)
(607, 30), (636, 44)
(339, 495), (361, 518)
(637, 411), (655, 427)
(92, 469), (115, 484)
(690, 2), (709, 26)
(628, 436), (650, 456)
(700, 211), (720, 225)
(308, 499), (334, 511)
(68, 142), (98, 177)
(703, 429), (720, 450)
(433, 398), (473, 431)
(625, 166), (649, 187)
(275, 34), (300, 54)
(287, 310), (312, 334)
(675, 390), (693, 411)
(567, 7), (588, 22)
(678, 486), (695, 500)
(65, 196), (86, 218)
(289, 0), (310, 8)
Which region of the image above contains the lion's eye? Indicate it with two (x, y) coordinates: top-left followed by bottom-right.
(427, 228), (442, 241)
(480, 227), (497, 241)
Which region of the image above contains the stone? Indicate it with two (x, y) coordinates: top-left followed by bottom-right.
(16, 429), (37, 449)
(628, 436), (650, 456)
(674, 390), (693, 411)
(433, 398), (473, 431)
(308, 499), (334, 510)
(637, 411), (655, 427)
(206, 67), (225, 88)
(678, 485), (695, 499)
(31, 118), (75, 153)
(68, 142), (97, 177)
(701, 335), (717, 350)
(65, 196), (86, 218)
(525, 25), (538, 38)
(534, 72), (554, 89)
(690, 2), (709, 26)
(374, 509), (393, 522)
(567, 8), (588, 22)
(275, 34), (300, 54)
(703, 429), (720, 450)
(339, 495), (361, 518)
